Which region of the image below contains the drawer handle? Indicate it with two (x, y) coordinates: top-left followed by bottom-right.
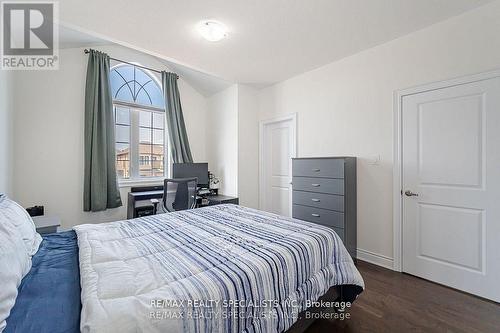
(311, 184), (320, 187)
(312, 168), (321, 172)
(311, 198), (320, 202)
(311, 213), (320, 217)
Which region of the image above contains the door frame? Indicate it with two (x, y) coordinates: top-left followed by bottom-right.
(393, 69), (500, 272)
(259, 113), (297, 214)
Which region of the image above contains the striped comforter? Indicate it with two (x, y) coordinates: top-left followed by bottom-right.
(74, 204), (364, 333)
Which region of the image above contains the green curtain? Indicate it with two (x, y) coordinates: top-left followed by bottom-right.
(162, 71), (193, 163)
(83, 50), (122, 212)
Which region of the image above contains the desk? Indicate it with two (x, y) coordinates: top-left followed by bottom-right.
(127, 191), (239, 219)
(207, 195), (239, 206)
(127, 190), (163, 219)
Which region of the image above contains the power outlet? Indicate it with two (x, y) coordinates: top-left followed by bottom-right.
(368, 155), (381, 166)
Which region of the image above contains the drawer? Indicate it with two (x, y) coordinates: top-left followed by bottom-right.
(293, 191), (344, 212)
(292, 204), (345, 229)
(292, 177), (344, 195)
(332, 227), (345, 242)
(292, 158), (344, 178)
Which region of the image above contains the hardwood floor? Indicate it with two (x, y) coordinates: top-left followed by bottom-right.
(306, 260), (500, 333)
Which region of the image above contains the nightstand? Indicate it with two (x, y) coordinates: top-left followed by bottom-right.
(32, 216), (61, 234)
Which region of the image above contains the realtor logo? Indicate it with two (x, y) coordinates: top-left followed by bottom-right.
(1, 1), (59, 70)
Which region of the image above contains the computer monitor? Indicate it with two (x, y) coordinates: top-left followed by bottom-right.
(172, 163), (209, 188)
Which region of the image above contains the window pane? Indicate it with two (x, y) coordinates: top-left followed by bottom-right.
(115, 88), (134, 103)
(116, 143), (129, 160)
(152, 168), (164, 177)
(116, 160), (130, 179)
(149, 84), (165, 109)
(115, 107), (130, 125)
(139, 111), (152, 127)
(136, 88), (152, 106)
(116, 125), (130, 143)
(152, 157), (163, 170)
(140, 169), (153, 178)
(152, 144), (163, 157)
(112, 65), (135, 102)
(139, 150), (152, 177)
(153, 113), (164, 129)
(110, 64), (164, 108)
(153, 129), (163, 144)
(139, 143), (152, 155)
(139, 154), (151, 166)
(135, 67), (151, 86)
(139, 128), (152, 144)
(110, 66), (134, 102)
(112, 64), (167, 182)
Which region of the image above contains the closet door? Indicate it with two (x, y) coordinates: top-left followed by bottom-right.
(402, 76), (500, 302)
(260, 116), (296, 216)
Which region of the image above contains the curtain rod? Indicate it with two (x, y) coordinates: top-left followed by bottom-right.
(83, 49), (179, 79)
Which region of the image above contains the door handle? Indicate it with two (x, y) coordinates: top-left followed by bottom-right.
(312, 168), (321, 172)
(311, 213), (320, 217)
(311, 198), (320, 202)
(311, 184), (320, 187)
(404, 190), (419, 197)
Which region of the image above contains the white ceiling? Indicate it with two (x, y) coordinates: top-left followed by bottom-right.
(58, 25), (232, 96)
(158, 59), (233, 96)
(59, 0), (493, 86)
(59, 25), (110, 49)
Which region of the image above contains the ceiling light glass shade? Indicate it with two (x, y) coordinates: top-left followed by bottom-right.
(198, 21), (228, 42)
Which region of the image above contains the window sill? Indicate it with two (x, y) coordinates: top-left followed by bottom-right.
(118, 178), (164, 188)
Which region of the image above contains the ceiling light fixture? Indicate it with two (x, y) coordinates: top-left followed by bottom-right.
(198, 20), (228, 42)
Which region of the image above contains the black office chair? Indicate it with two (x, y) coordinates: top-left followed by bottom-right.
(151, 178), (198, 214)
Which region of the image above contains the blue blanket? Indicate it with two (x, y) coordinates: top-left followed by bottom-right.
(5, 231), (81, 333)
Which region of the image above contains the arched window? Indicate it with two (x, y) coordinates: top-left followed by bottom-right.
(110, 63), (166, 181)
(110, 64), (164, 109)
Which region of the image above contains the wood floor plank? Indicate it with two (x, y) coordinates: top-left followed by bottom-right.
(305, 260), (500, 333)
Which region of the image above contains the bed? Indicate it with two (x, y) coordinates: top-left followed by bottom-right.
(3, 204), (364, 333)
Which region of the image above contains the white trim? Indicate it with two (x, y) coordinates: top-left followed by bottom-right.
(259, 114), (297, 215)
(393, 68), (500, 272)
(114, 100), (165, 113)
(393, 90), (403, 272)
(356, 248), (394, 270)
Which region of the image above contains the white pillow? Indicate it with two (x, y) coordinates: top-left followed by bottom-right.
(0, 216), (32, 332)
(0, 195), (42, 256)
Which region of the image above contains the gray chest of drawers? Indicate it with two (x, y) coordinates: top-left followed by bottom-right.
(292, 157), (356, 258)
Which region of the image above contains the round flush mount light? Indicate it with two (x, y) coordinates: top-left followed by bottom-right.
(198, 20), (228, 42)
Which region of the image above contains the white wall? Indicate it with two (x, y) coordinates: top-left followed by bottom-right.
(12, 44), (208, 229)
(206, 85), (238, 197)
(0, 71), (14, 196)
(258, 1), (500, 266)
(204, 83), (259, 207)
(237, 85), (259, 208)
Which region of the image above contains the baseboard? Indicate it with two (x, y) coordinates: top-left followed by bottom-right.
(356, 248), (394, 270)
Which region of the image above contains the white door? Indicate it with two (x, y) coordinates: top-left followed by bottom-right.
(260, 116), (296, 216)
(402, 76), (500, 302)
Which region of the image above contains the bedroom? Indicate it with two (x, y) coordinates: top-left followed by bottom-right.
(1, 0), (500, 332)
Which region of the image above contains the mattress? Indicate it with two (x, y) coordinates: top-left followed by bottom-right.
(74, 204), (364, 333)
(5, 231), (81, 333)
